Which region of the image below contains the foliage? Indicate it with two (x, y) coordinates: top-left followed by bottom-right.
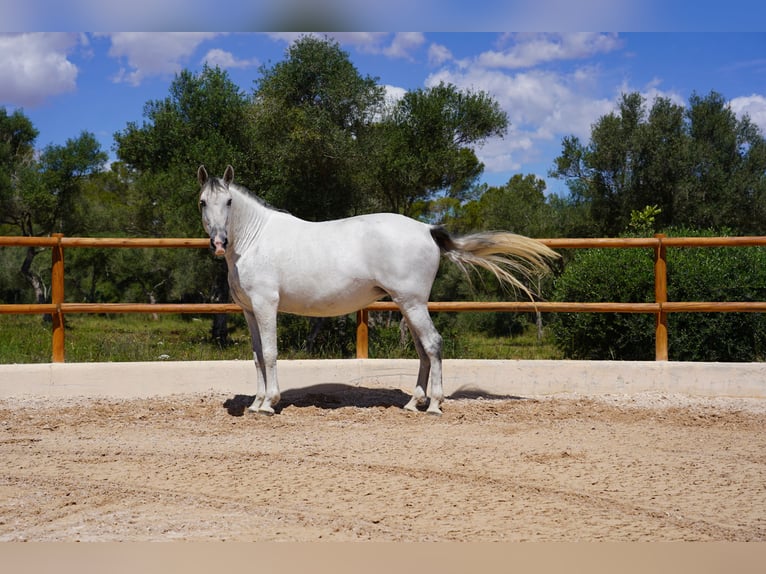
(113, 66), (255, 341)
(550, 243), (656, 360)
(446, 174), (560, 237)
(0, 113), (107, 306)
(665, 230), (766, 361)
(0, 108), (39, 234)
(1, 118), (106, 239)
(115, 65), (255, 235)
(551, 91), (766, 236)
(551, 228), (766, 361)
(249, 35), (385, 220)
(360, 81), (508, 216)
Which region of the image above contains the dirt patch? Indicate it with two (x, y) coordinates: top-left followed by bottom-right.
(1, 387), (764, 541)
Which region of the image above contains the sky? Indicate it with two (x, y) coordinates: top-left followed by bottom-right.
(1, 32), (765, 196)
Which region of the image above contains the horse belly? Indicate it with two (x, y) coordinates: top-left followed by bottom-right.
(278, 281), (385, 317)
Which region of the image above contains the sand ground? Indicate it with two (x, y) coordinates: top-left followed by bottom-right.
(1, 386), (764, 542)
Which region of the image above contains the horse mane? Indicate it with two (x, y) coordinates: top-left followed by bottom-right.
(229, 181), (290, 215)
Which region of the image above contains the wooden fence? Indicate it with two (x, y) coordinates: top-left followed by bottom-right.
(3, 233), (766, 363)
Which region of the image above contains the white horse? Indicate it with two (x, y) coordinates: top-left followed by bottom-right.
(198, 165), (557, 415)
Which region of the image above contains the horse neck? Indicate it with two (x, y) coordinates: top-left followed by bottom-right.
(227, 185), (271, 251)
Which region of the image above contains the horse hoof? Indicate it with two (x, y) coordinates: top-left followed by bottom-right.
(247, 405), (274, 416)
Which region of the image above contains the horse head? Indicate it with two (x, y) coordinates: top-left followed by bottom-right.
(198, 164), (234, 257)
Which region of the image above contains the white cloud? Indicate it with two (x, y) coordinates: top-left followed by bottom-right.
(428, 43), (453, 67)
(425, 65), (615, 175)
(383, 33), (426, 59)
(367, 84), (407, 122)
(103, 32), (221, 86)
(730, 94), (766, 134)
(419, 34), (626, 176)
(332, 32), (390, 50)
(428, 66), (612, 139)
(475, 129), (536, 173)
(383, 84), (407, 105)
(477, 33), (622, 69)
(201, 48), (258, 70)
(0, 33), (81, 107)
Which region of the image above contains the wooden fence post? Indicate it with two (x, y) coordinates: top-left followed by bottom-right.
(356, 308), (369, 359)
(654, 233), (668, 361)
(51, 233), (65, 363)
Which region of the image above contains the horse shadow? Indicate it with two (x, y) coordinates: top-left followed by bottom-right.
(222, 384), (527, 416)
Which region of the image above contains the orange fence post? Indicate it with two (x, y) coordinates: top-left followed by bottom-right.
(356, 309), (369, 359)
(654, 234), (668, 361)
(51, 233), (65, 363)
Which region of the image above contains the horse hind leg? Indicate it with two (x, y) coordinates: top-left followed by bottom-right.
(403, 320), (429, 412)
(399, 304), (444, 415)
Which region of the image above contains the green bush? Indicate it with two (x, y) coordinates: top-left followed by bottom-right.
(551, 229), (766, 361)
(666, 235), (766, 361)
(550, 245), (655, 360)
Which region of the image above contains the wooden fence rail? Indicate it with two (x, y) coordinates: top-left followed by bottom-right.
(3, 233), (766, 363)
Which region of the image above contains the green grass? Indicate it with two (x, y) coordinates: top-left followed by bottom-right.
(0, 315), (54, 363)
(447, 330), (564, 360)
(0, 313), (562, 363)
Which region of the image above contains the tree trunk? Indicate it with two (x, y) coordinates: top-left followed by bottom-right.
(20, 246), (46, 303)
(147, 290), (159, 321)
(20, 246), (49, 324)
(306, 317), (326, 354)
(536, 311), (543, 342)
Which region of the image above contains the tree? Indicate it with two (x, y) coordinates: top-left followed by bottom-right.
(551, 91), (766, 236)
(114, 65), (256, 343)
(0, 108), (39, 305)
(38, 131), (109, 236)
(551, 93), (685, 235)
(115, 65), (255, 236)
(249, 35), (385, 221)
(0, 108), (39, 237)
(361, 82), (508, 217)
(678, 91), (766, 232)
(449, 174), (557, 238)
(0, 125), (107, 306)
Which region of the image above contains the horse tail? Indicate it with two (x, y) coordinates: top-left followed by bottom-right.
(430, 226), (559, 299)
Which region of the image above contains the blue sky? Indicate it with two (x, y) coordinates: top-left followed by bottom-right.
(1, 32), (765, 196)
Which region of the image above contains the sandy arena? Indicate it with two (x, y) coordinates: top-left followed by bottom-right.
(1, 383), (765, 542)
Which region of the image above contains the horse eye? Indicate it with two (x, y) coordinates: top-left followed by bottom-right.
(199, 200), (206, 208)
(226, 198), (232, 206)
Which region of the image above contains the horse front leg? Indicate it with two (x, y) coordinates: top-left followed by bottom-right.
(242, 311), (267, 411)
(246, 307), (280, 416)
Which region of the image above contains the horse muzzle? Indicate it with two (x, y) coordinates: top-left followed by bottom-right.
(210, 231), (228, 257)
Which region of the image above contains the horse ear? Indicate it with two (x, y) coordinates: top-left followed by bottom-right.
(197, 165), (208, 186)
(223, 165), (234, 187)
